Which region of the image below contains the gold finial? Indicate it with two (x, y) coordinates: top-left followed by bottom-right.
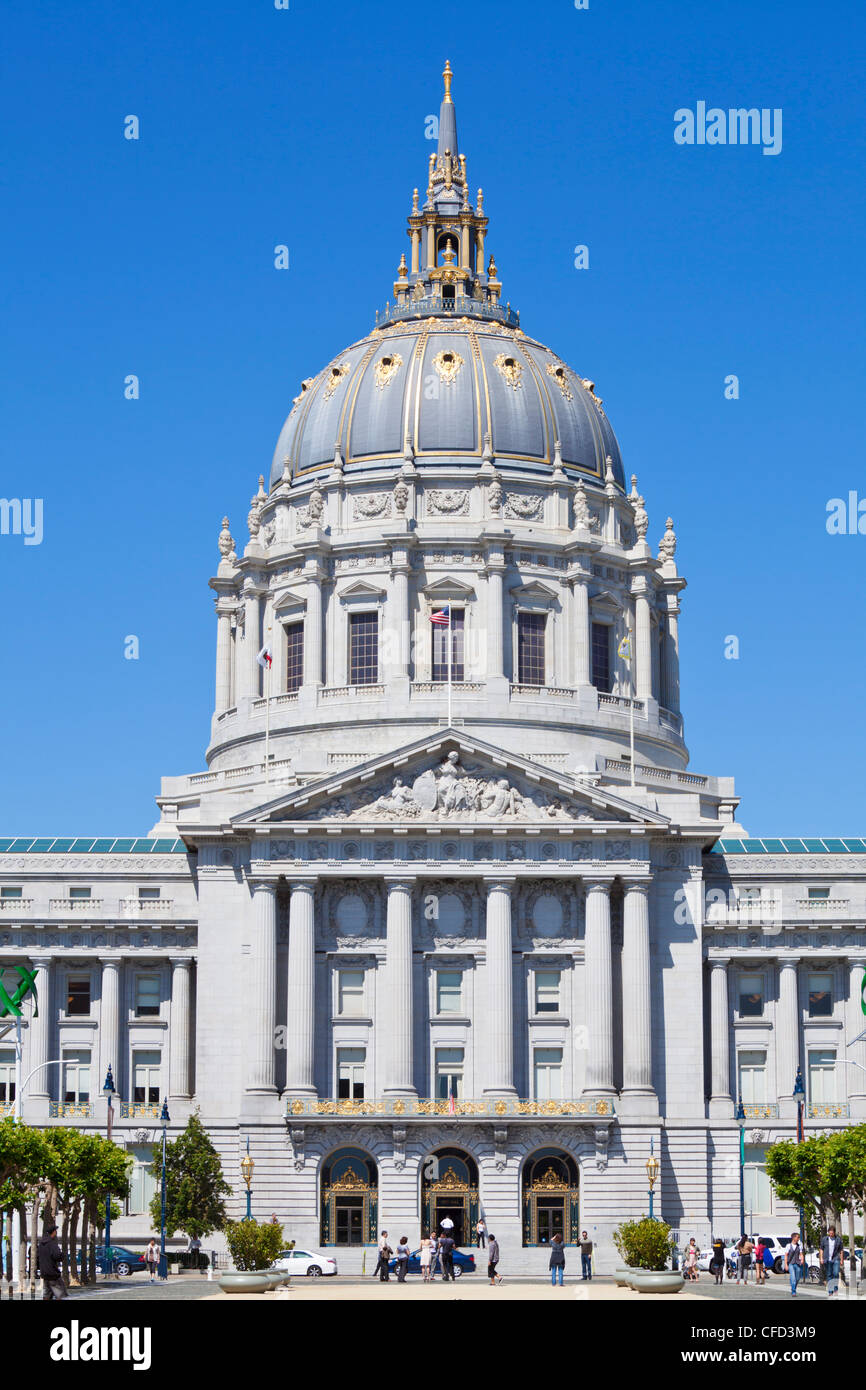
(443, 59), (453, 102)
(477, 187), (484, 210)
(458, 153), (466, 184)
(412, 187), (419, 213)
(397, 252), (408, 277)
(488, 254), (497, 277)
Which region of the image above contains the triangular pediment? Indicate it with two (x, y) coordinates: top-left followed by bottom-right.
(338, 580), (387, 601)
(233, 729), (669, 829)
(511, 581), (559, 602)
(273, 587), (307, 614)
(421, 577), (476, 599)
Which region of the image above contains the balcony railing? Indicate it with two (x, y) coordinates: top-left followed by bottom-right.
(375, 295), (520, 329)
(49, 898), (104, 913)
(598, 693), (646, 714)
(741, 1103), (779, 1119)
(321, 684), (385, 699)
(796, 899), (850, 912)
(50, 1102), (93, 1118)
(0, 899), (32, 911)
(510, 684), (577, 699)
(286, 1096), (615, 1119)
(119, 898), (174, 915)
(806, 1102), (850, 1119)
(119, 1101), (161, 1119)
(414, 681), (484, 694)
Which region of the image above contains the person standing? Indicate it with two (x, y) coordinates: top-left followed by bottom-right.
(439, 1231), (456, 1282)
(579, 1231), (593, 1281)
(735, 1234), (752, 1285)
(186, 1233), (202, 1270)
(440, 1214), (454, 1237)
(429, 1231), (441, 1279)
(709, 1236), (725, 1285)
(38, 1224), (68, 1301)
(784, 1231), (804, 1297)
(686, 1238), (699, 1281)
(487, 1234), (503, 1285)
(549, 1232), (566, 1287)
(373, 1230), (389, 1281)
(396, 1237), (410, 1283)
(476, 1218), (487, 1249)
(820, 1225), (844, 1297)
(419, 1233), (432, 1283)
(144, 1238), (159, 1283)
(754, 1237), (766, 1286)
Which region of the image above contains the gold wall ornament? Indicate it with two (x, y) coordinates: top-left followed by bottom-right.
(432, 348), (464, 386)
(534, 1166), (570, 1191)
(546, 362), (574, 401)
(323, 361), (351, 401)
(579, 377), (604, 407)
(373, 352), (403, 390)
(328, 1165), (369, 1192)
(493, 352), (523, 390)
(429, 1165), (469, 1192)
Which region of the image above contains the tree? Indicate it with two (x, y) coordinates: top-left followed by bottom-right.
(148, 1110), (230, 1241)
(765, 1133), (850, 1246)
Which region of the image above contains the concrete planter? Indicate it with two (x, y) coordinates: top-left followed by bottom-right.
(218, 1270), (272, 1295)
(265, 1270), (290, 1288)
(630, 1270), (683, 1295)
(613, 1266), (633, 1287)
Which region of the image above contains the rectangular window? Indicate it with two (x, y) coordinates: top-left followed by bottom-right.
(435, 1047), (464, 1100)
(132, 1049), (161, 1104)
(436, 971), (462, 1015)
(138, 887), (161, 901)
(67, 977), (91, 1016)
(127, 1144), (157, 1215)
(337, 1047), (366, 1100)
(285, 621), (304, 693)
(743, 1144), (772, 1214)
(517, 612), (546, 685)
(0, 1050), (15, 1105)
(432, 610), (465, 682)
(808, 1049), (836, 1104)
(69, 886), (91, 900)
(0, 887), (22, 899)
(807, 887), (830, 899)
(737, 1049), (767, 1104)
(738, 973), (764, 1017)
(349, 612), (379, 686)
(135, 975), (161, 1018)
(533, 1047), (563, 1101)
(534, 970), (561, 1014)
(808, 973), (833, 1018)
(337, 969), (365, 1017)
(63, 1048), (91, 1104)
(591, 623), (611, 693)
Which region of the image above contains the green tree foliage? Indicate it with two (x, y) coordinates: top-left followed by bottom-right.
(765, 1133), (848, 1240)
(148, 1110), (230, 1240)
(224, 1218), (285, 1271)
(613, 1216), (674, 1270)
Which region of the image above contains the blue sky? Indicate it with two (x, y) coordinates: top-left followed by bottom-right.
(1, 0), (864, 834)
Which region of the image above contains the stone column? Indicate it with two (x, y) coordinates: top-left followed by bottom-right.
(215, 605), (233, 714)
(664, 604), (680, 713)
(847, 957), (866, 1119)
(583, 881), (615, 1095)
(483, 878), (517, 1097)
(388, 559), (410, 680)
(384, 880), (416, 1096)
(169, 958), (192, 1099)
(621, 881), (655, 1109)
(410, 227), (420, 275)
(247, 883), (277, 1094)
(285, 880), (317, 1095)
(708, 957), (733, 1117)
(98, 957), (121, 1098)
(485, 564), (505, 680)
(777, 957), (801, 1119)
(573, 577), (590, 686)
(27, 956), (52, 1105)
(271, 618), (288, 695)
(634, 585), (653, 700)
(303, 563), (323, 691)
(237, 584), (262, 702)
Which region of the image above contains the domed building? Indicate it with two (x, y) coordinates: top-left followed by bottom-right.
(2, 63), (865, 1273)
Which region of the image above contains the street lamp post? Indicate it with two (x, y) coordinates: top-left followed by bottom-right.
(645, 1138), (659, 1221)
(793, 1067), (806, 1249)
(240, 1138), (255, 1221)
(102, 1065), (115, 1274)
(736, 1095), (746, 1240)
(158, 1099), (170, 1280)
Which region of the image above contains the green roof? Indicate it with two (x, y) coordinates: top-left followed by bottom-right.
(0, 838), (187, 854)
(710, 838), (866, 855)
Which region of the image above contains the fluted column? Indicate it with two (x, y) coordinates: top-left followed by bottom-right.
(271, 618), (288, 694)
(215, 605), (233, 714)
(573, 577), (590, 686)
(303, 563), (323, 691)
(169, 958), (192, 1099)
(98, 957), (121, 1098)
(247, 883), (277, 1094)
(777, 957), (801, 1117)
(847, 957), (866, 1118)
(485, 564), (505, 680)
(384, 879), (416, 1096)
(388, 560), (410, 680)
(583, 882), (615, 1094)
(621, 881), (654, 1102)
(664, 605), (680, 713)
(708, 957), (733, 1116)
(483, 878), (517, 1096)
(27, 957), (52, 1104)
(237, 584), (262, 702)
(285, 880), (317, 1095)
(634, 584), (653, 700)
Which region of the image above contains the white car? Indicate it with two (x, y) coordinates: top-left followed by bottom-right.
(271, 1247), (338, 1278)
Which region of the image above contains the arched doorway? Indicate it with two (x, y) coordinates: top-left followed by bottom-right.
(320, 1147), (378, 1246)
(522, 1149), (580, 1246)
(421, 1148), (479, 1247)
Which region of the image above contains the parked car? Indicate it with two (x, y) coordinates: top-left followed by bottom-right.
(271, 1247), (338, 1277)
(76, 1245), (149, 1277)
(387, 1247), (476, 1277)
(804, 1248), (862, 1283)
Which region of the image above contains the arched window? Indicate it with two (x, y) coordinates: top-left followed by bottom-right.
(320, 1147), (378, 1246)
(521, 1148), (580, 1246)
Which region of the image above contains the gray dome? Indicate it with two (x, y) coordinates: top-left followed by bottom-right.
(270, 317), (625, 490)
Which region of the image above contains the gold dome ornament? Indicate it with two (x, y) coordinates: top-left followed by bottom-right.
(432, 348), (464, 385)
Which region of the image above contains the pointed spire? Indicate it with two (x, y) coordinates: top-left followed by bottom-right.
(438, 60), (458, 163)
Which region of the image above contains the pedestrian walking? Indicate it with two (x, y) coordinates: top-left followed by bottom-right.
(144, 1238), (159, 1283)
(378, 1236), (393, 1282)
(487, 1234), (503, 1285)
(439, 1232), (456, 1281)
(38, 1224), (68, 1301)
(686, 1238), (699, 1281)
(476, 1217), (487, 1249)
(784, 1231), (804, 1297)
(709, 1236), (725, 1285)
(440, 1214), (455, 1235)
(420, 1233), (432, 1283)
(396, 1236), (410, 1283)
(754, 1237), (766, 1286)
(820, 1225), (844, 1297)
(549, 1232), (566, 1287)
(373, 1230), (391, 1281)
(735, 1234), (753, 1285)
(579, 1231), (593, 1280)
(429, 1232), (441, 1279)
(186, 1233), (202, 1270)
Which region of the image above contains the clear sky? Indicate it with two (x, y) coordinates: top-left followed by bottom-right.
(2, 0), (864, 835)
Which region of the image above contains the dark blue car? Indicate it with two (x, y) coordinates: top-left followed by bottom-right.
(76, 1245), (148, 1277)
(387, 1247), (476, 1277)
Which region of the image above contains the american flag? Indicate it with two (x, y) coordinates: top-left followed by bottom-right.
(447, 1086), (456, 1115)
(431, 605), (451, 627)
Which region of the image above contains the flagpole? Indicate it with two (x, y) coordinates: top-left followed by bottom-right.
(265, 628), (271, 786)
(447, 609), (452, 727)
(629, 653), (636, 789)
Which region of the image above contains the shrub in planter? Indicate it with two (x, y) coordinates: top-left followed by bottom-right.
(613, 1217), (674, 1272)
(224, 1219), (286, 1272)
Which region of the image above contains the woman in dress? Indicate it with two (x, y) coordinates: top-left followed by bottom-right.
(686, 1238), (699, 1281)
(419, 1232), (432, 1283)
